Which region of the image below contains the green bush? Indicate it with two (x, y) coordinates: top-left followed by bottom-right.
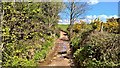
(70, 26), (93, 52)
(74, 32), (120, 67)
(2, 2), (62, 66)
(34, 39), (54, 61)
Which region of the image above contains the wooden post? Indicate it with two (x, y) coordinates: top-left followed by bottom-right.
(100, 22), (103, 32)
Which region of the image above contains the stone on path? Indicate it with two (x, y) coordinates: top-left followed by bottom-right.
(58, 50), (67, 54)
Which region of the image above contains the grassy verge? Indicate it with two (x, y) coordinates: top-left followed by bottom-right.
(58, 24), (69, 31)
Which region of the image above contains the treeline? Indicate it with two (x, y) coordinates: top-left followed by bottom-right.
(2, 2), (63, 66)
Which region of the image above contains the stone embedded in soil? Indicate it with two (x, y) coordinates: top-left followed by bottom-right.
(57, 54), (61, 57)
(39, 59), (45, 63)
(64, 58), (69, 61)
(53, 57), (57, 60)
(63, 55), (70, 59)
(58, 51), (67, 54)
(58, 49), (67, 54)
(62, 54), (67, 56)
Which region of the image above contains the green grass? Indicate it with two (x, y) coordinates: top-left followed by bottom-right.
(58, 24), (69, 31)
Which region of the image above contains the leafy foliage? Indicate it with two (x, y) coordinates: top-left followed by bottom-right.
(73, 32), (120, 67)
(73, 20), (92, 33)
(91, 18), (102, 31)
(103, 18), (119, 33)
(70, 19), (120, 67)
(2, 2), (63, 66)
(70, 22), (93, 53)
(91, 17), (119, 33)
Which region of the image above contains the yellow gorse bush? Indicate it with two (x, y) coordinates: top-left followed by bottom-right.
(73, 23), (81, 31)
(103, 18), (119, 33)
(91, 17), (119, 33)
(92, 18), (102, 31)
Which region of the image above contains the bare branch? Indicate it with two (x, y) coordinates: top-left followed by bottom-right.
(63, 1), (88, 39)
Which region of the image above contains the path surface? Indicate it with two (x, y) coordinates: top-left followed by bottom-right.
(39, 31), (74, 67)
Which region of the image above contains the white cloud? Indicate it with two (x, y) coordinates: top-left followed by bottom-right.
(99, 15), (108, 18)
(108, 15), (118, 18)
(85, 14), (118, 23)
(58, 15), (118, 24)
(58, 19), (70, 24)
(87, 0), (99, 5)
(58, 20), (62, 23)
(86, 15), (118, 19)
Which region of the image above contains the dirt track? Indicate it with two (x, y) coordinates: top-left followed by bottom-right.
(39, 31), (74, 66)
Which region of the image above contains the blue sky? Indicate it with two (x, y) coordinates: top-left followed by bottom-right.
(87, 2), (118, 15)
(59, 1), (119, 24)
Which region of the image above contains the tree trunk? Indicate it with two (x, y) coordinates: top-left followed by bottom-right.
(69, 18), (74, 41)
(69, 2), (74, 41)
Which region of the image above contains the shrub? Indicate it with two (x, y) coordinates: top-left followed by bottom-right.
(103, 21), (119, 33)
(2, 2), (61, 66)
(74, 32), (120, 67)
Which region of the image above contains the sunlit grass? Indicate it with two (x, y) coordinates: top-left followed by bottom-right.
(58, 24), (69, 31)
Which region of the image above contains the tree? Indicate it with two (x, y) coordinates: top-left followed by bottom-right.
(40, 2), (63, 34)
(2, 2), (63, 66)
(64, 1), (88, 40)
